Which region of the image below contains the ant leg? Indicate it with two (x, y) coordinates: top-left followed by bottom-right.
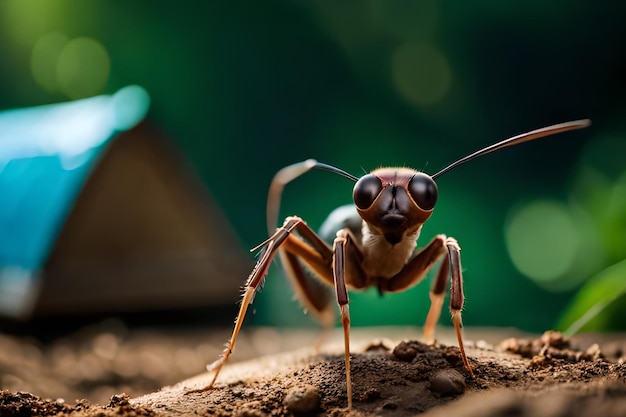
(423, 250), (450, 343)
(446, 237), (475, 378)
(200, 217), (332, 391)
(199, 235), (284, 391)
(333, 229), (352, 409)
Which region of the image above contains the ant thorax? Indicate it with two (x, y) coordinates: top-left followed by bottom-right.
(360, 222), (421, 279)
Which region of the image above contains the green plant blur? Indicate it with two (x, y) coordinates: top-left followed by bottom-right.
(0, 1), (624, 333)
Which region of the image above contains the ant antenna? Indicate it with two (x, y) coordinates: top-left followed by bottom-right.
(432, 119), (591, 180)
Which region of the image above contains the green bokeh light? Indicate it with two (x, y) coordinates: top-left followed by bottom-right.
(57, 37), (110, 99)
(391, 42), (451, 107)
(505, 201), (580, 288)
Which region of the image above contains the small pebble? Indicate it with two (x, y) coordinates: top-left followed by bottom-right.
(585, 343), (602, 361)
(285, 384), (320, 414)
(364, 339), (393, 352)
(429, 369), (466, 395)
(393, 341), (418, 362)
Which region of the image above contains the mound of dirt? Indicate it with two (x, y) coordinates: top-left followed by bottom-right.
(133, 330), (625, 417)
(1, 328), (625, 417)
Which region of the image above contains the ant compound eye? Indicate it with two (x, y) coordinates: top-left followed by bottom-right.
(408, 173), (438, 211)
(353, 174), (383, 209)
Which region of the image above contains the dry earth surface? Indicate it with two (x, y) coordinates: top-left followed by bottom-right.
(0, 321), (625, 416)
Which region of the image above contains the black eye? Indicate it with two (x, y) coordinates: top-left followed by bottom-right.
(353, 174), (383, 209)
(408, 173), (438, 210)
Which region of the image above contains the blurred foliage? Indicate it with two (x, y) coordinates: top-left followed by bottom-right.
(559, 259), (626, 335)
(555, 136), (626, 332)
(506, 134), (626, 332)
(0, 1), (625, 333)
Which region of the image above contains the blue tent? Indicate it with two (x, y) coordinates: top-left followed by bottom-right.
(0, 86), (247, 318)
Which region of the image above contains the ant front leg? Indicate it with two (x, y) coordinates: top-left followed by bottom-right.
(200, 216), (335, 392)
(445, 238), (475, 378)
(423, 237), (475, 378)
(331, 229), (364, 410)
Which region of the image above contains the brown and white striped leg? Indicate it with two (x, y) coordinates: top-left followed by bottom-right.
(200, 216), (335, 392)
(446, 237), (475, 378)
(332, 229), (353, 409)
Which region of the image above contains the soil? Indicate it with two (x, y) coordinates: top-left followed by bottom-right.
(0, 322), (625, 416)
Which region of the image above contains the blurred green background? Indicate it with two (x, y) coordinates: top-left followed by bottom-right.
(1, 1), (625, 334)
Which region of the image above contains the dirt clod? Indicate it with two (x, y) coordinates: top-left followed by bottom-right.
(0, 391), (73, 417)
(285, 384), (320, 414)
(107, 393), (131, 408)
(500, 331), (611, 369)
(392, 341), (418, 362)
(429, 369), (466, 396)
(0, 390), (155, 417)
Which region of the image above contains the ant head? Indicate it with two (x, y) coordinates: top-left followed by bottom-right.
(352, 168), (436, 244)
